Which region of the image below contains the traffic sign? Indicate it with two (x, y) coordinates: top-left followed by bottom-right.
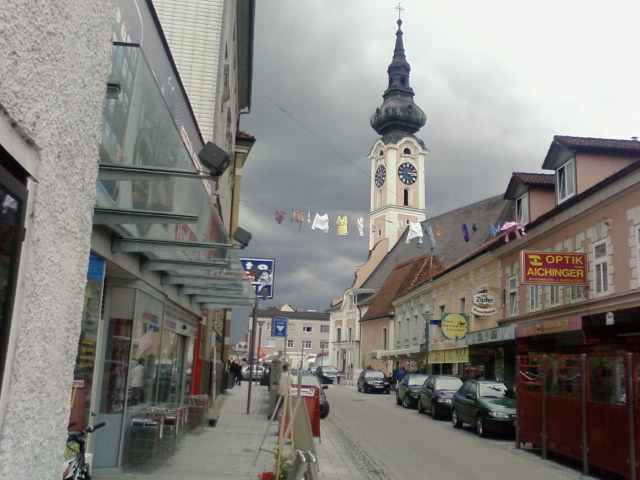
(273, 317), (287, 337)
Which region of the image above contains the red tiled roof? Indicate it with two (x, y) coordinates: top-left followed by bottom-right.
(361, 254), (443, 321)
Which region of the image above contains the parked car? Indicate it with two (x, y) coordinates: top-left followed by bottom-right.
(357, 369), (390, 394)
(396, 373), (430, 408)
(315, 365), (340, 384)
(451, 380), (517, 437)
(241, 365), (265, 381)
(290, 370), (330, 418)
(417, 375), (463, 419)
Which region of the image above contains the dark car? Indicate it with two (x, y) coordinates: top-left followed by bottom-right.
(315, 365), (340, 384)
(290, 370), (330, 418)
(396, 373), (430, 408)
(417, 375), (463, 419)
(451, 380), (516, 437)
(357, 369), (390, 394)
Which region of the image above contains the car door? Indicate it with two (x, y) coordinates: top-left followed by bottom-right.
(457, 381), (477, 423)
(399, 376), (410, 401)
(424, 376), (435, 412)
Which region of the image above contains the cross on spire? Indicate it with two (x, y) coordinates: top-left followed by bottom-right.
(395, 2), (404, 19)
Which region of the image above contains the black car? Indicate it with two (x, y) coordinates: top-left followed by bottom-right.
(451, 380), (516, 437)
(417, 375), (463, 419)
(396, 373), (430, 408)
(315, 365), (340, 384)
(290, 370), (330, 418)
(357, 369), (390, 394)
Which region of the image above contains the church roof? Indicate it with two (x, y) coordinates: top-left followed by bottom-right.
(361, 254), (443, 322)
(362, 194), (513, 290)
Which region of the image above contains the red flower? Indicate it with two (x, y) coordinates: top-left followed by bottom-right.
(260, 472), (275, 480)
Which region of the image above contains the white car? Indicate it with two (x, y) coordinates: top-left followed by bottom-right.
(241, 365), (265, 380)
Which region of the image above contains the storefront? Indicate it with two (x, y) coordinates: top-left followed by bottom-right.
(466, 325), (516, 383)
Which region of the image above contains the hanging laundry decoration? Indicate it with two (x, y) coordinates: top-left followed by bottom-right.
(406, 221), (424, 244)
(472, 223), (477, 232)
(490, 222), (500, 236)
(336, 216), (348, 236)
(499, 221), (526, 242)
(386, 219), (403, 229)
(291, 209), (304, 230)
(311, 213), (330, 233)
(423, 222), (437, 250)
(462, 223), (470, 242)
(435, 224), (442, 236)
(356, 217), (365, 237)
(275, 210), (286, 224)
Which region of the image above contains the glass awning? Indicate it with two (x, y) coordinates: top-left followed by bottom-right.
(94, 43), (254, 308)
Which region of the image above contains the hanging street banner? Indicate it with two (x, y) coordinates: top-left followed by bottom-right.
(239, 257), (275, 298)
(521, 251), (588, 285)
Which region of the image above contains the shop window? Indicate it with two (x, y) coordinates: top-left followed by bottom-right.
(557, 158), (576, 204)
(546, 356), (581, 397)
(593, 241), (609, 295)
(0, 160), (28, 392)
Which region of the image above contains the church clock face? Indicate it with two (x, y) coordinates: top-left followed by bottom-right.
(375, 165), (386, 187)
(398, 162), (417, 185)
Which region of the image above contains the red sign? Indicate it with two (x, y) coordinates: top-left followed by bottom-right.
(521, 251), (588, 285)
(515, 316), (582, 338)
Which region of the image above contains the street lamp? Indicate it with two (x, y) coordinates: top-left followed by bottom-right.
(247, 287), (269, 414)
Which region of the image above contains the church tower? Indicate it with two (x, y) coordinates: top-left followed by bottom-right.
(368, 13), (428, 251)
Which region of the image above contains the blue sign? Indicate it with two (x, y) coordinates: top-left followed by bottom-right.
(239, 257), (275, 299)
(273, 317), (287, 337)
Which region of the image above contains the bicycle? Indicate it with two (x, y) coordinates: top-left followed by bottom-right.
(63, 421), (106, 480)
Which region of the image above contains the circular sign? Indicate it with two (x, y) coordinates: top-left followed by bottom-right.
(441, 313), (469, 340)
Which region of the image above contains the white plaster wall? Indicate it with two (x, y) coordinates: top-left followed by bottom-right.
(0, 1), (114, 477)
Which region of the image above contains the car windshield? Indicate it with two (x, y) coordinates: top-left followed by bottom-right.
(320, 367), (338, 373)
(435, 377), (463, 390)
(479, 383), (514, 398)
(292, 373), (320, 387)
(408, 375), (429, 386)
(365, 371), (384, 378)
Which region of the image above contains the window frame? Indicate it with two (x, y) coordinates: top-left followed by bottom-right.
(0, 161), (28, 391)
(557, 158), (576, 203)
(302, 340), (312, 349)
(286, 339), (294, 348)
(516, 192), (530, 224)
(508, 275), (518, 316)
(593, 240), (609, 295)
(528, 284), (540, 311)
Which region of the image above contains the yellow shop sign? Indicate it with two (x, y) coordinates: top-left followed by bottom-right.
(441, 313), (469, 340)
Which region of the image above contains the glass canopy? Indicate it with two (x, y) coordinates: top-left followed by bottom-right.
(94, 43), (254, 307)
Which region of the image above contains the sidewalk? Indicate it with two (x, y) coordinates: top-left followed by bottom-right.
(92, 383), (362, 480)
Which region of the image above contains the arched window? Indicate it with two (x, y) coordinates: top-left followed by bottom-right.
(403, 147), (412, 155)
(403, 188), (412, 206)
(336, 328), (342, 342)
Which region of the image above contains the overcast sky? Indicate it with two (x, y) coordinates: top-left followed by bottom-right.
(230, 0), (640, 343)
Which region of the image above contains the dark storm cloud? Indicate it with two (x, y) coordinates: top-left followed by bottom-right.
(230, 0), (640, 342)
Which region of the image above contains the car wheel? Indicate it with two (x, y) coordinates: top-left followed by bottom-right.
(452, 409), (462, 428)
(364, 385), (370, 393)
(417, 399), (425, 414)
(402, 395), (411, 409)
(396, 393), (402, 405)
(385, 388), (390, 394)
(431, 401), (440, 420)
(476, 415), (488, 437)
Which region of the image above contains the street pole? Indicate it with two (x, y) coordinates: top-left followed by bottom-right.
(257, 320), (266, 365)
(247, 288), (268, 415)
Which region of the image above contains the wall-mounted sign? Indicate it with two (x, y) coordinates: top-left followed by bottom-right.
(273, 317), (288, 337)
(521, 251), (588, 285)
(428, 348), (469, 364)
(440, 313), (469, 340)
(471, 292), (496, 316)
(515, 316), (582, 338)
(240, 257), (275, 298)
